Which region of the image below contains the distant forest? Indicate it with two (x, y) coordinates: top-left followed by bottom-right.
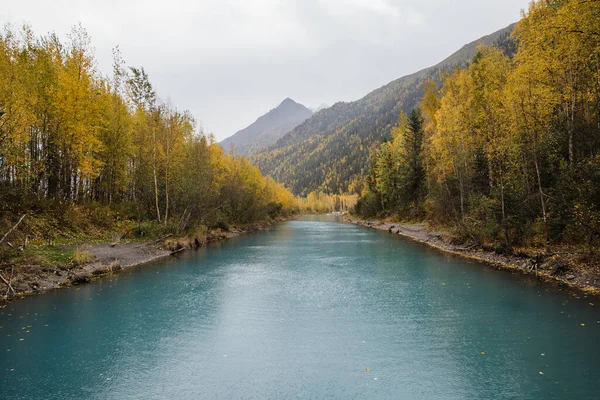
(250, 24), (516, 196)
(356, 0), (600, 250)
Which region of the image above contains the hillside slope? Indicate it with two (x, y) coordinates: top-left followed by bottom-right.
(220, 98), (313, 156)
(250, 24), (515, 196)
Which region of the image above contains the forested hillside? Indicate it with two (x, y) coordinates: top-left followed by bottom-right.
(0, 25), (297, 239)
(251, 24), (515, 196)
(356, 0), (600, 250)
(220, 98), (313, 156)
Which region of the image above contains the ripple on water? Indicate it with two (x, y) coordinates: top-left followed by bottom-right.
(0, 216), (599, 399)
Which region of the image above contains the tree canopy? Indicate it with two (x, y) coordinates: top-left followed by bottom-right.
(356, 0), (600, 249)
(0, 24), (297, 229)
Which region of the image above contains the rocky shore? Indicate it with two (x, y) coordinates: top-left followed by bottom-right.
(345, 216), (600, 295)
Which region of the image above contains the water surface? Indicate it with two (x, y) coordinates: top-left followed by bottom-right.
(1, 216), (599, 399)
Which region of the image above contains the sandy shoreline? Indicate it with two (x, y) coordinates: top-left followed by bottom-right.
(2, 219), (285, 301)
(345, 216), (600, 296)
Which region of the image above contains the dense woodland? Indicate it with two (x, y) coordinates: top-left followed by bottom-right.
(0, 25), (297, 238)
(356, 0), (600, 250)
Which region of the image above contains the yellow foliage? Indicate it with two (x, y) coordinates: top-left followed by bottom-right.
(0, 23), (297, 227)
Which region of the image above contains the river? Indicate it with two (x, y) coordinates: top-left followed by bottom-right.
(1, 215), (599, 399)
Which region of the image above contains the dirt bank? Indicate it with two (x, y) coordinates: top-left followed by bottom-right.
(1, 219), (286, 300)
(345, 216), (600, 295)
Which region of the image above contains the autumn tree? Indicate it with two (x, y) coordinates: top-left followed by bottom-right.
(0, 23), (296, 231)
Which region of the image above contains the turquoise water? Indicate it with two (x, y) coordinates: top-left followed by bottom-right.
(1, 215), (599, 399)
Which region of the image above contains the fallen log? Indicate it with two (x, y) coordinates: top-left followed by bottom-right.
(0, 214), (27, 246)
(456, 244), (478, 251)
(0, 268), (15, 296)
(147, 234), (173, 246)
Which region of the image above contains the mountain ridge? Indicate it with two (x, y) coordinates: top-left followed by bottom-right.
(250, 23), (516, 196)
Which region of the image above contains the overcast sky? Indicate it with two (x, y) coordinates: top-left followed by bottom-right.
(4, 0), (530, 141)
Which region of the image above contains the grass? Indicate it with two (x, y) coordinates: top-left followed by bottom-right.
(3, 245), (76, 272)
(71, 249), (95, 267)
(1, 214), (173, 273)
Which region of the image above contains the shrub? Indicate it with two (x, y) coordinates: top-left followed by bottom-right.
(354, 192), (382, 217)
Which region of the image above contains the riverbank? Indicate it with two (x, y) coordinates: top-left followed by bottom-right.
(345, 216), (600, 295)
(1, 218), (288, 300)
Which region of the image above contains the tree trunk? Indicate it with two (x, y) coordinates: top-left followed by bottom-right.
(152, 124), (161, 223)
(499, 162), (509, 247)
(458, 172), (465, 221)
(569, 68), (576, 164)
(533, 149), (550, 252)
(164, 160), (169, 227)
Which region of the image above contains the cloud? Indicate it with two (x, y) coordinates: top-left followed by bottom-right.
(2, 0), (530, 140)
(319, 0), (423, 26)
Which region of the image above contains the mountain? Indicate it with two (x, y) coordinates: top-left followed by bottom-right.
(220, 98), (313, 156)
(310, 103), (329, 113)
(250, 24), (516, 196)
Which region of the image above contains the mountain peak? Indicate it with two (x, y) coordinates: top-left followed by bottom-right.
(278, 98), (302, 109)
(220, 98), (313, 156)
